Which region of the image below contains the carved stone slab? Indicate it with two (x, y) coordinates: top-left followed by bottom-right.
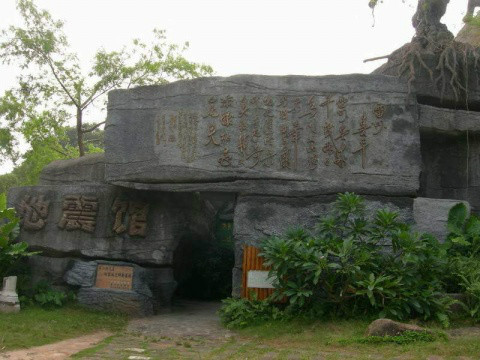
(65, 260), (177, 316)
(106, 74), (421, 196)
(7, 185), (214, 266)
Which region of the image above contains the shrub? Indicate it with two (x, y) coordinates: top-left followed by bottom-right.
(20, 280), (76, 308)
(219, 295), (283, 329)
(444, 203), (480, 320)
(260, 193), (451, 325)
(0, 194), (38, 279)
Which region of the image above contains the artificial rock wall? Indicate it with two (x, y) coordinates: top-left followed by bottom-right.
(8, 74), (479, 315)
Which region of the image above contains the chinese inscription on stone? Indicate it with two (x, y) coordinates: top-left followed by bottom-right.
(111, 198), (149, 237)
(17, 195), (50, 231)
(58, 195), (98, 233)
(154, 94), (387, 172)
(95, 264), (133, 291)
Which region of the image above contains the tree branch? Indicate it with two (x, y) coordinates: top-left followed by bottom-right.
(82, 121), (105, 133)
(49, 146), (69, 157)
(30, 43), (80, 108)
(81, 81), (121, 110)
(363, 55), (390, 63)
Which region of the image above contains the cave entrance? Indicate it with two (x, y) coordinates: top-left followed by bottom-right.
(173, 209), (235, 301)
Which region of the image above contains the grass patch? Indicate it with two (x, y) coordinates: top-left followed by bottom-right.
(0, 305), (127, 351)
(70, 335), (117, 358)
(336, 330), (444, 345)
(210, 320), (480, 359)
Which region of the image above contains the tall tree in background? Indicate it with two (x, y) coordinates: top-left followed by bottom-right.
(0, 0), (213, 163)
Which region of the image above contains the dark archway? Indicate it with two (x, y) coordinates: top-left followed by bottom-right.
(173, 213), (234, 301)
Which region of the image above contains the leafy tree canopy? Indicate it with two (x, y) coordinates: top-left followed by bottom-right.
(0, 0), (213, 165)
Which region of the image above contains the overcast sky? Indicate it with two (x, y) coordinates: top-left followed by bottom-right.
(0, 0), (470, 174)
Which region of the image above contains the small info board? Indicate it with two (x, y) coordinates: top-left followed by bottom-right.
(95, 264), (134, 291)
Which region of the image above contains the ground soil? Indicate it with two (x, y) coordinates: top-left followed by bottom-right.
(2, 301), (480, 359)
(0, 332), (112, 360)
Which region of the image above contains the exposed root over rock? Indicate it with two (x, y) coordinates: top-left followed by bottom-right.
(376, 39), (480, 108)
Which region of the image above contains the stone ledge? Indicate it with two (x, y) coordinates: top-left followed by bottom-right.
(419, 104), (480, 133)
(39, 153), (106, 185)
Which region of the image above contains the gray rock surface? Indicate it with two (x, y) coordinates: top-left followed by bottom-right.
(77, 288), (154, 316)
(39, 153), (106, 185)
(421, 130), (480, 213)
(66, 260), (177, 316)
(365, 318), (429, 337)
(419, 105), (480, 132)
(419, 108), (480, 211)
(28, 256), (73, 288)
(105, 74), (421, 196)
(8, 185), (214, 266)
(413, 197), (470, 241)
(373, 44), (480, 109)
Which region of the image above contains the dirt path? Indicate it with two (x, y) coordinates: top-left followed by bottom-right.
(0, 331), (111, 360)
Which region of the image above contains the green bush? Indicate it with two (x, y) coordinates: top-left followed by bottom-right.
(0, 194), (38, 279)
(259, 193), (451, 325)
(444, 203), (480, 320)
(219, 295), (284, 329)
(20, 280), (76, 308)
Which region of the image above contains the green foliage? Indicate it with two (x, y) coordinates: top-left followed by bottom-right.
(260, 192), (450, 324)
(446, 203), (480, 256)
(20, 280), (76, 308)
(445, 203), (480, 320)
(0, 206), (37, 279)
(0, 173), (19, 194)
(0, 192), (6, 210)
(0, 121), (104, 195)
(0, 0), (213, 160)
(0, 207), (19, 248)
(219, 296), (284, 329)
(0, 305), (127, 351)
(464, 12), (480, 27)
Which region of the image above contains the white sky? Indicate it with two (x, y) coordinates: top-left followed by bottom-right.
(0, 0), (471, 174)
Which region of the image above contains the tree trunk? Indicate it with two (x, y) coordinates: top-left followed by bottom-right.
(76, 107), (85, 157)
(467, 0), (480, 16)
(412, 0), (453, 49)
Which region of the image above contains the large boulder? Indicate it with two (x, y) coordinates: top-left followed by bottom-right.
(65, 259), (177, 316)
(39, 153), (106, 185)
(366, 318), (429, 337)
(8, 185), (214, 266)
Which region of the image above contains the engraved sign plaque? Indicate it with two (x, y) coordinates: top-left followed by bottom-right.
(247, 270), (275, 289)
(95, 264), (134, 291)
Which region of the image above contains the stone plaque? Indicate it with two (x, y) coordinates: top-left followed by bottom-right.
(95, 264), (134, 291)
(106, 74), (421, 196)
(247, 270), (275, 289)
